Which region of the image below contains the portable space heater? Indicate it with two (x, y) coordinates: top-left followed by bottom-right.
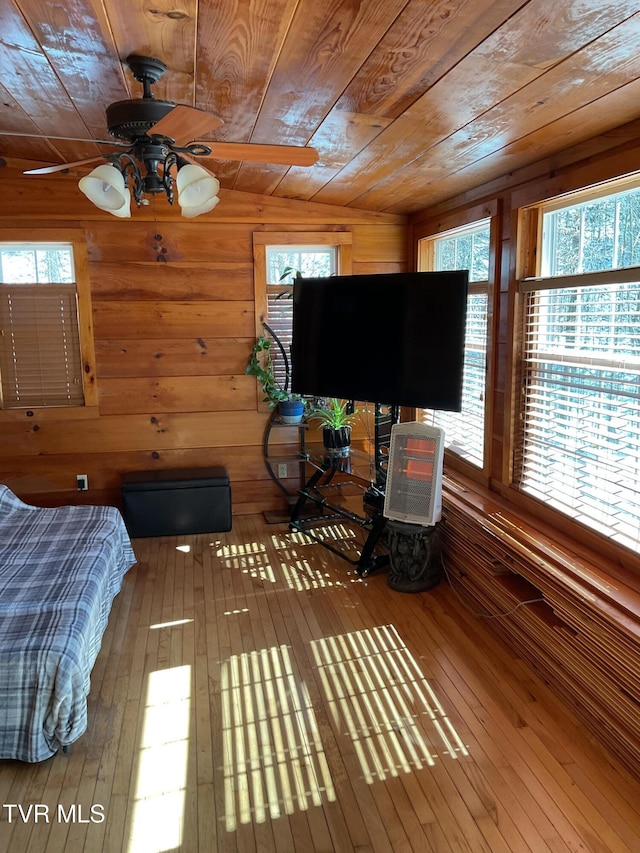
(382, 422), (445, 527)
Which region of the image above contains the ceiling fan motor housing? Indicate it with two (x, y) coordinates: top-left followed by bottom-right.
(106, 55), (176, 142)
(106, 99), (177, 142)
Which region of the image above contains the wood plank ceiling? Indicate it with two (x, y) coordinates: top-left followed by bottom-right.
(1, 0), (640, 215)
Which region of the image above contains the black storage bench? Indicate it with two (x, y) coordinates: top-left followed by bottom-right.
(121, 466), (232, 538)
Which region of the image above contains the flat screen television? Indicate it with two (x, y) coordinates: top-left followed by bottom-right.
(291, 270), (469, 410)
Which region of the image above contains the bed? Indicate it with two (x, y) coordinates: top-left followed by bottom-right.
(0, 485), (136, 762)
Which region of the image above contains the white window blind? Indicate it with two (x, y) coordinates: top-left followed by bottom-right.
(0, 284), (84, 407)
(419, 222), (489, 468)
(0, 243), (84, 409)
(422, 290), (487, 465)
(516, 276), (640, 551)
(515, 183), (640, 552)
(265, 287), (294, 392)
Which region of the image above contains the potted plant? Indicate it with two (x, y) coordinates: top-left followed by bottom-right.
(246, 332), (305, 423)
(247, 267), (305, 422)
(307, 397), (360, 455)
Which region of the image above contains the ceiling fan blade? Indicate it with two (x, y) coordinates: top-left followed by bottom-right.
(24, 155), (108, 175)
(197, 142), (319, 167)
(177, 151), (219, 178)
(152, 105), (224, 145)
(0, 130), (129, 146)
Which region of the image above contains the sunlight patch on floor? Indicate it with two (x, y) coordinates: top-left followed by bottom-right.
(220, 645), (335, 832)
(214, 540), (277, 583)
(283, 522), (377, 579)
(270, 533), (346, 591)
(149, 618), (194, 630)
(127, 665), (191, 853)
(212, 533), (349, 591)
(311, 624), (468, 783)
(278, 553), (345, 590)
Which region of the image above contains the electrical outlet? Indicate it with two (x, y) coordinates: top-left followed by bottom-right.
(277, 463), (288, 478)
(76, 474), (88, 491)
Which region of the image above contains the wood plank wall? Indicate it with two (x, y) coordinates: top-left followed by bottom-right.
(409, 118), (640, 779)
(0, 168), (407, 513)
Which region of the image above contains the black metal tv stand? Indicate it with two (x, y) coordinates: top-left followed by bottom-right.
(288, 403), (400, 576)
(288, 448), (389, 576)
(374, 402), (400, 486)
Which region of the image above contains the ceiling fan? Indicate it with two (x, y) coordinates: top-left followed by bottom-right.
(0, 54), (319, 218)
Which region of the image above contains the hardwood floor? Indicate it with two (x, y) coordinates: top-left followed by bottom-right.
(2, 513), (640, 852)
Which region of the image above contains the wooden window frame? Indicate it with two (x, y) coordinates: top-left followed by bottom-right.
(413, 202), (498, 484)
(0, 229), (98, 422)
(512, 180), (640, 557)
(252, 232), (353, 410)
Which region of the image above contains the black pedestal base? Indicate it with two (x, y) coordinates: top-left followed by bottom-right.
(386, 519), (442, 593)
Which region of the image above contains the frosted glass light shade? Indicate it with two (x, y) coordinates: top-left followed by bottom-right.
(179, 195), (220, 219)
(177, 164), (220, 217)
(78, 165), (131, 217)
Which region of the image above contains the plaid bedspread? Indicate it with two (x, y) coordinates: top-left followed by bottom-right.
(0, 486), (136, 762)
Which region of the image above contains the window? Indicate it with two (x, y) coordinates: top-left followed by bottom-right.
(515, 183), (640, 552)
(0, 232), (97, 415)
(418, 220), (490, 468)
(265, 245), (337, 390)
(252, 233), (352, 404)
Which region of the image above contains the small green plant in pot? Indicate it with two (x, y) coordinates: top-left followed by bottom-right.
(247, 267), (304, 422)
(246, 333), (304, 422)
(307, 397), (360, 455)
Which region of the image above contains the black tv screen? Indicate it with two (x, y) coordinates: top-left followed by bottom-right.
(291, 270), (468, 410)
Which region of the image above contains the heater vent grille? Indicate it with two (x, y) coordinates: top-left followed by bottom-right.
(383, 423), (445, 527)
